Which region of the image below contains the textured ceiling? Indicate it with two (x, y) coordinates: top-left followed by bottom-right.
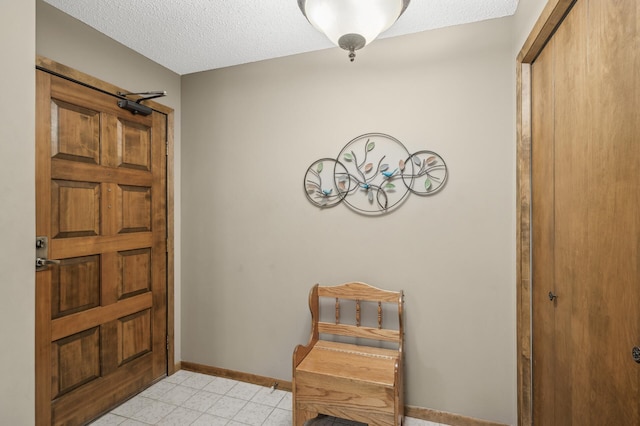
(42, 0), (519, 75)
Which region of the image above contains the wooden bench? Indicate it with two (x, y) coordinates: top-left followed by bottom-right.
(292, 282), (404, 426)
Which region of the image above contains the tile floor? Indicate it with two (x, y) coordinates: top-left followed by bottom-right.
(90, 370), (447, 426)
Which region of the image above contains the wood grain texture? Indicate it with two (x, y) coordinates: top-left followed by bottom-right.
(51, 327), (101, 398)
(553, 0), (639, 421)
(519, 0), (640, 424)
(530, 33), (556, 425)
(517, 0), (577, 63)
(318, 281), (402, 303)
(51, 292), (153, 341)
(51, 354), (153, 425)
(317, 323), (401, 342)
(50, 99), (100, 164)
(51, 180), (100, 238)
(516, 1), (576, 425)
(35, 70), (53, 426)
(298, 341), (398, 386)
(118, 309), (152, 364)
(548, 4), (589, 421)
(36, 57), (175, 425)
(181, 362), (292, 391)
(293, 282), (403, 426)
(150, 109), (168, 380)
(50, 233), (153, 259)
(516, 61), (533, 426)
(51, 157), (153, 187)
(166, 111), (176, 375)
(118, 248), (152, 298)
(36, 55), (173, 115)
(51, 255), (101, 318)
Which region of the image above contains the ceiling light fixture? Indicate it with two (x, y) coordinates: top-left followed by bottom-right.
(298, 0), (410, 62)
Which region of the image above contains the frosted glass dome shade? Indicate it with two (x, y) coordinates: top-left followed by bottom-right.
(298, 0), (410, 55)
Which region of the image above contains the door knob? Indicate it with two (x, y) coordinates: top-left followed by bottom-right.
(633, 347), (640, 364)
(548, 291), (558, 301)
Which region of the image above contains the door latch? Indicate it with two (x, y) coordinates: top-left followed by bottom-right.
(35, 236), (60, 271)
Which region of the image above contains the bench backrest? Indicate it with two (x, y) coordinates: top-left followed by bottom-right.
(308, 282), (404, 349)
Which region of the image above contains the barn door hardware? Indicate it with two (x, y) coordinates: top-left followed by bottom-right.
(117, 90), (166, 116)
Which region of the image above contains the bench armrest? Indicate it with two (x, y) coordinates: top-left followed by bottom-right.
(293, 340), (316, 368)
(293, 284), (320, 368)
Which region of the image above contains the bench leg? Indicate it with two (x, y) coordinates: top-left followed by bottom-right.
(293, 407), (317, 426)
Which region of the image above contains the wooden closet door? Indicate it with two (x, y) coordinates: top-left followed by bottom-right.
(36, 69), (168, 425)
(531, 0), (640, 423)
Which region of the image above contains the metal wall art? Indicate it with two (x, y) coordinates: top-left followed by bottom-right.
(304, 133), (448, 215)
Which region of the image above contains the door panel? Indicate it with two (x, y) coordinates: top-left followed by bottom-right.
(530, 30), (556, 426)
(551, 2), (590, 422)
(50, 99), (101, 164)
(52, 327), (101, 398)
(51, 180), (101, 237)
(117, 119), (152, 170)
(36, 69), (167, 425)
(52, 255), (101, 318)
(531, 0), (640, 423)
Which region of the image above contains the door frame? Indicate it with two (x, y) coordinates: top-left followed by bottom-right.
(34, 55), (176, 421)
(515, 1), (576, 425)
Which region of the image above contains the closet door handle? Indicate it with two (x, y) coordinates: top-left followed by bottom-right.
(548, 291), (558, 302)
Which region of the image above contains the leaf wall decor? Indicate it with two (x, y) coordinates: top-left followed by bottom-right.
(303, 134), (448, 214)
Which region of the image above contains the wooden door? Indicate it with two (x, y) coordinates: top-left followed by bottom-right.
(35, 68), (168, 425)
(530, 0), (640, 423)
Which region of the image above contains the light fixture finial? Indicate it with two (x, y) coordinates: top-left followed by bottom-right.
(298, 0), (410, 61)
(338, 33), (366, 62)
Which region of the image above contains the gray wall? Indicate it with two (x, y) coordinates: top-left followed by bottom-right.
(181, 17), (515, 424)
(35, 0), (183, 363)
(0, 0), (550, 424)
(0, 1), (35, 424)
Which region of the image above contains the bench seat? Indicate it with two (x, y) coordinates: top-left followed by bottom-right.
(292, 282), (404, 426)
(297, 341), (398, 386)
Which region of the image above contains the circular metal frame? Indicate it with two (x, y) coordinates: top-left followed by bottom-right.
(303, 132), (448, 215)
